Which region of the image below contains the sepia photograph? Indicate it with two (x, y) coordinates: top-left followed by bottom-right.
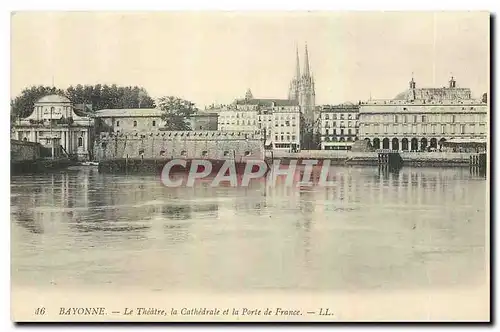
(9, 11), (490, 322)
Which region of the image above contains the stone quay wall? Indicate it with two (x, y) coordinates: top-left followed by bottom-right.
(267, 150), (474, 167)
(11, 139), (41, 162)
(94, 131), (265, 161)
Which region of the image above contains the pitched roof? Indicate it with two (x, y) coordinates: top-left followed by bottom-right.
(234, 98), (299, 107)
(73, 103), (93, 117)
(95, 108), (162, 118)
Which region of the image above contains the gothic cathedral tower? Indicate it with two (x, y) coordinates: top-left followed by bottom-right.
(299, 44), (316, 124)
(288, 46), (301, 102)
(288, 44), (316, 148)
(288, 44), (316, 122)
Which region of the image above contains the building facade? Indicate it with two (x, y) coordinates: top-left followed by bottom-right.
(189, 113), (219, 131)
(217, 91), (301, 151)
(217, 100), (259, 132)
(95, 108), (218, 133)
(215, 45), (316, 150)
(317, 104), (360, 150)
(11, 94), (94, 160)
(359, 77), (488, 151)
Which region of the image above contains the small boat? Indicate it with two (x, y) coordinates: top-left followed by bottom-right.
(80, 161), (99, 166)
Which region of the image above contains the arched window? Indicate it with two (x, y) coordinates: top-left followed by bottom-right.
(78, 137), (83, 147)
(133, 120), (137, 127)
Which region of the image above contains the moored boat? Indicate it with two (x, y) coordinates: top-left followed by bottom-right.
(80, 161), (99, 166)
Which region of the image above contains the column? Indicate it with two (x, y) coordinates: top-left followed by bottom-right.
(62, 131), (66, 152)
(67, 130), (72, 154)
(85, 130), (88, 151)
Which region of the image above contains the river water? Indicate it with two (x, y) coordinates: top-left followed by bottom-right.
(11, 166), (487, 292)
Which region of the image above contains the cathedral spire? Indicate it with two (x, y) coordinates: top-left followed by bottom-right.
(245, 88), (253, 100)
(295, 45), (301, 79)
(303, 43), (311, 77)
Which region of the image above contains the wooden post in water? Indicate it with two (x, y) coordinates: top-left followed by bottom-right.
(126, 154), (128, 173)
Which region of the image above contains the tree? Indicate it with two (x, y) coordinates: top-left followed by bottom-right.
(11, 85), (65, 119)
(482, 92), (487, 104)
(11, 84), (157, 121)
(156, 96), (197, 131)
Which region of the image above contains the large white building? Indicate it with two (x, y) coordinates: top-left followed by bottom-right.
(358, 77), (488, 151)
(317, 104), (360, 150)
(217, 90), (301, 151)
(11, 94), (94, 160)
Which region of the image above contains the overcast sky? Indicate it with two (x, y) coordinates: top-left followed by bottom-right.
(11, 11), (489, 106)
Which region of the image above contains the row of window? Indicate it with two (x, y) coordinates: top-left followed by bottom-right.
(401, 106), (479, 111)
(274, 135), (297, 141)
(274, 143), (298, 149)
(275, 122), (296, 127)
(324, 129), (359, 135)
(116, 120), (156, 127)
(322, 113), (359, 120)
(219, 113), (257, 118)
(363, 123), (487, 135)
(220, 114), (298, 120)
(219, 116), (297, 122)
(221, 120), (256, 125)
(322, 137), (358, 142)
(323, 121), (356, 128)
(323, 145), (353, 151)
(221, 122), (298, 127)
(363, 114), (486, 123)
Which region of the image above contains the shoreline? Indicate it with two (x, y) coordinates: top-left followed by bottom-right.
(10, 159), (78, 175)
(10, 152), (487, 175)
(94, 154), (484, 175)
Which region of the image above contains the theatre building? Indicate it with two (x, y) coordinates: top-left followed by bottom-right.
(11, 94), (94, 160)
(358, 77), (488, 151)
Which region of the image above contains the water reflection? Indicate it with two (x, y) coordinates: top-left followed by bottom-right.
(11, 166), (487, 291)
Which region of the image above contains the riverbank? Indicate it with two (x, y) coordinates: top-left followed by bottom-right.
(11, 158), (77, 175)
(269, 151), (477, 167)
(96, 151), (481, 174)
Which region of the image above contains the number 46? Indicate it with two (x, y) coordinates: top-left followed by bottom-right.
(34, 307), (46, 315)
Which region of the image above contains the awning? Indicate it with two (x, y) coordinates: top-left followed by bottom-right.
(446, 138), (487, 144)
(442, 138), (487, 147)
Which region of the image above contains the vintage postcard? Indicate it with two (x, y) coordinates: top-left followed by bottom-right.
(10, 11), (490, 322)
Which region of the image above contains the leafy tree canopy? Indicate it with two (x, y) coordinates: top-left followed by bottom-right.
(11, 84), (156, 119)
(156, 96), (197, 131)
